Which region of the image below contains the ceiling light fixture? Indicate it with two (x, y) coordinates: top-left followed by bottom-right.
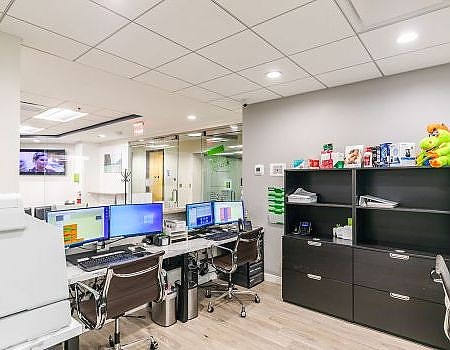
(33, 108), (87, 122)
(266, 71), (282, 79)
(230, 125), (239, 131)
(19, 125), (44, 134)
(97, 134), (106, 138)
(187, 132), (202, 137)
(397, 31), (418, 44)
(187, 115), (197, 120)
(33, 138), (41, 143)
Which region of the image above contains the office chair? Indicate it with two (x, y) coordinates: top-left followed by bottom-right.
(74, 251), (165, 350)
(433, 255), (450, 341)
(205, 227), (263, 318)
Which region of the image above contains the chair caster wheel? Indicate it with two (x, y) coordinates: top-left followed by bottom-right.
(240, 308), (246, 318)
(207, 302), (214, 313)
(255, 295), (260, 303)
(205, 289), (211, 298)
(149, 336), (159, 350)
(108, 335), (114, 348)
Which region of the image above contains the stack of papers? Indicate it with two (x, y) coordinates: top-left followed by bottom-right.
(359, 195), (399, 208)
(288, 188), (318, 203)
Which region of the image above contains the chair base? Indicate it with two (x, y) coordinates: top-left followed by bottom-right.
(107, 317), (159, 350)
(205, 279), (260, 318)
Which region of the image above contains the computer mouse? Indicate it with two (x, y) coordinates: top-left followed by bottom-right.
(135, 252), (145, 258)
(128, 246), (136, 252)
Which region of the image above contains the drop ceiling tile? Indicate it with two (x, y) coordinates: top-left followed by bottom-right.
(209, 98), (242, 111)
(216, 0), (313, 26)
(0, 15), (90, 60)
(199, 73), (260, 96)
(0, 0), (9, 11)
(21, 91), (64, 108)
(360, 7), (450, 59)
(377, 42), (450, 75)
(253, 0), (353, 55)
(290, 36), (372, 75)
(55, 101), (104, 115)
(177, 86), (223, 102)
(351, 0), (445, 28)
(92, 0), (160, 19)
(136, 0), (244, 50)
(198, 30), (282, 71)
(317, 62), (381, 87)
(98, 23), (189, 68)
(238, 57), (308, 86)
(93, 109), (128, 118)
(157, 53), (230, 84)
(77, 49), (148, 78)
(134, 70), (192, 91)
(8, 0), (128, 46)
(231, 88), (280, 104)
(269, 77), (324, 97)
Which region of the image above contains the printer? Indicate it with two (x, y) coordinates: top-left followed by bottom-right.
(0, 194), (71, 349)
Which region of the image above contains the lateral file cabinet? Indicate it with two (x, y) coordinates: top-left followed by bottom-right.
(282, 167), (450, 349)
(282, 235), (353, 321)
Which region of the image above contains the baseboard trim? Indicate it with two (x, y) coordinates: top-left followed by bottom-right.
(264, 273), (281, 284)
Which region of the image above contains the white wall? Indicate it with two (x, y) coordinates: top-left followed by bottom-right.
(0, 32), (21, 193)
(243, 64), (450, 277)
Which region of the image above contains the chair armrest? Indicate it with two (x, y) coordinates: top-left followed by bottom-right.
(74, 281), (106, 330)
(208, 244), (237, 273)
(75, 281), (101, 301)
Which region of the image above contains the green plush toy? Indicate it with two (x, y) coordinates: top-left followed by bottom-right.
(416, 123), (450, 167)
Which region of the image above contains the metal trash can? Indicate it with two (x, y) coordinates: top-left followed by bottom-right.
(187, 281), (198, 320)
(151, 288), (177, 327)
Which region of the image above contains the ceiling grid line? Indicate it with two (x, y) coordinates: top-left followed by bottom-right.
(0, 0), (15, 23)
(331, 0), (384, 76)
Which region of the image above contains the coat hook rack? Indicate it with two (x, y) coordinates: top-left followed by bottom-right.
(121, 168), (132, 204)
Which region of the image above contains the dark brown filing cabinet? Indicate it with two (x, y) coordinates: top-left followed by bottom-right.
(282, 168), (450, 349)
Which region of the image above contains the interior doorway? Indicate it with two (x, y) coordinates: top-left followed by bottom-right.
(146, 150), (164, 201)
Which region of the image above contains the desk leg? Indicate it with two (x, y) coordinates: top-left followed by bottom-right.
(63, 336), (79, 350)
(178, 253), (189, 323)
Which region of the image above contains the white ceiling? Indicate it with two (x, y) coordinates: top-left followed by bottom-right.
(1, 0), (449, 143)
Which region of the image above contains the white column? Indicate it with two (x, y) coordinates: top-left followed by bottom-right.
(0, 31), (21, 193)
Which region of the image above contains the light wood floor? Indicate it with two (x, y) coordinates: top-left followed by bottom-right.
(78, 281), (432, 350)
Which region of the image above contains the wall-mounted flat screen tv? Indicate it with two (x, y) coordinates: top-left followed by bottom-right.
(20, 149), (66, 175)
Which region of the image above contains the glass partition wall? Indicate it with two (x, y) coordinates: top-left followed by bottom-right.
(129, 125), (242, 209)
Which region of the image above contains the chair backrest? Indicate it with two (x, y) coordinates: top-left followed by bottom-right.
(235, 227), (263, 266)
(103, 251), (164, 320)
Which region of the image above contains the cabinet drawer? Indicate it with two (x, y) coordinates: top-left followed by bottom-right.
(354, 248), (443, 303)
(282, 268), (352, 321)
(249, 262), (264, 275)
(283, 237), (352, 282)
(354, 285), (449, 350)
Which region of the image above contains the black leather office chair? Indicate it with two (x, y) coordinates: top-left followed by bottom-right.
(75, 251), (165, 350)
(206, 227), (263, 317)
(433, 255), (450, 341)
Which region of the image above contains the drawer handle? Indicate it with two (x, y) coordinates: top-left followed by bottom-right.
(389, 292), (410, 301)
(307, 273), (322, 281)
(430, 269), (443, 284)
(389, 252), (409, 261)
(307, 241), (322, 247)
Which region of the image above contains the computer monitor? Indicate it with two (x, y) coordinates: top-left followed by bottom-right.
(109, 203), (163, 238)
(213, 201), (244, 225)
(47, 206), (110, 247)
(186, 201), (214, 231)
(34, 205), (52, 221)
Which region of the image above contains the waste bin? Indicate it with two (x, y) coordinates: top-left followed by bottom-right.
(151, 288), (177, 327)
(175, 280), (198, 321)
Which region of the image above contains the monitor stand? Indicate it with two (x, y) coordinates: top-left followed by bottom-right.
(96, 241), (110, 253)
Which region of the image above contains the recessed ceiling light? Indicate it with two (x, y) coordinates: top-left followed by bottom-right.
(33, 108), (87, 122)
(266, 71), (282, 79)
(19, 125), (44, 134)
(187, 132), (202, 137)
(230, 125), (238, 131)
(138, 139), (144, 142)
(187, 115), (197, 120)
(33, 138), (41, 143)
(98, 134), (106, 138)
(397, 31), (418, 44)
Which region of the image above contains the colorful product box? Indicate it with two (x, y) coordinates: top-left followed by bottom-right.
(389, 143), (416, 167)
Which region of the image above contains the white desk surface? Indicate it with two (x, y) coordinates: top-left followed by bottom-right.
(67, 236), (236, 284)
(9, 318), (83, 350)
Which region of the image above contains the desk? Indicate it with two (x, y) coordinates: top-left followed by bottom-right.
(66, 236), (237, 321)
(9, 318), (83, 350)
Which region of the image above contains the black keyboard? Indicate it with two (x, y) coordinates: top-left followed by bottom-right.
(205, 231), (239, 241)
(78, 251), (148, 272)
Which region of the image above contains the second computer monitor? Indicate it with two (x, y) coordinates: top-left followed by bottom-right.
(109, 203), (163, 238)
(47, 206), (110, 247)
(186, 201), (214, 231)
(213, 201), (244, 225)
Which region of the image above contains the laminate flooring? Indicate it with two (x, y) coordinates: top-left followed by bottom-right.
(78, 281), (432, 350)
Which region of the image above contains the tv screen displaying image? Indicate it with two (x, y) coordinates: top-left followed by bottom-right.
(20, 149), (66, 175)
